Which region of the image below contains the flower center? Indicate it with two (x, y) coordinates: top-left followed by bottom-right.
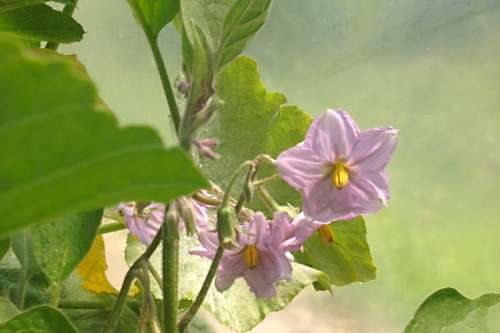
(244, 245), (258, 269)
(318, 225), (335, 246)
(332, 163), (348, 190)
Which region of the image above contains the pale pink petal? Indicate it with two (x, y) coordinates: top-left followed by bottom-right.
(307, 109), (359, 162)
(349, 128), (398, 171)
(126, 217), (153, 245)
(275, 144), (326, 190)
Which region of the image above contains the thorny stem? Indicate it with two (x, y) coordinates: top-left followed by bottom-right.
(101, 224), (164, 333)
(45, 0), (79, 51)
(127, 0), (181, 134)
(177, 246), (224, 333)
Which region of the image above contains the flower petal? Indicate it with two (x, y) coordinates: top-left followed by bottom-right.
(275, 143), (326, 190)
(349, 127), (398, 171)
(306, 109), (359, 162)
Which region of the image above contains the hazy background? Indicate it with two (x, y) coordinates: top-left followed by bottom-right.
(60, 1), (500, 332)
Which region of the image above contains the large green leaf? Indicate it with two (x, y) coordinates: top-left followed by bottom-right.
(0, 4), (84, 43)
(0, 305), (79, 333)
(405, 288), (500, 333)
(126, 232), (331, 332)
(30, 210), (102, 286)
(180, 0), (234, 51)
(215, 0), (272, 72)
(0, 39), (209, 238)
(0, 0), (75, 10)
(200, 56), (312, 214)
(0, 297), (19, 324)
(297, 216), (376, 286)
(128, 0), (180, 38)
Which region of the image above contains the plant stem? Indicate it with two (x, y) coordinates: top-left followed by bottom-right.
(97, 222), (126, 234)
(45, 0), (79, 51)
(137, 264), (149, 333)
(50, 282), (61, 307)
(127, 0), (181, 134)
(163, 211), (180, 333)
(223, 161), (256, 205)
(58, 299), (141, 309)
(148, 262), (163, 291)
(177, 245), (224, 333)
(101, 225), (163, 333)
(253, 173), (281, 187)
(192, 192), (222, 206)
(256, 186), (280, 213)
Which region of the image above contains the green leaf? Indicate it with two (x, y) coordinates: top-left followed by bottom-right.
(0, 4), (84, 43)
(0, 305), (79, 332)
(180, 0), (234, 51)
(0, 297), (19, 324)
(0, 39), (209, 238)
(0, 237), (9, 261)
(200, 56), (312, 214)
(30, 210), (102, 286)
(128, 0), (180, 38)
(215, 0), (271, 71)
(11, 230), (44, 279)
(405, 288), (500, 333)
(299, 216), (377, 286)
(0, 1), (75, 10)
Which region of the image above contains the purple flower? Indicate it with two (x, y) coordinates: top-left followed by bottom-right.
(275, 109), (398, 222)
(118, 199), (211, 245)
(190, 212), (292, 300)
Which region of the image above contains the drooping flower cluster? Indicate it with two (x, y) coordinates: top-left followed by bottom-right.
(189, 109), (398, 300)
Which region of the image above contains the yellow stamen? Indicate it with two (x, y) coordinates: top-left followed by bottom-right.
(332, 163), (348, 190)
(244, 245), (258, 269)
(318, 225), (335, 246)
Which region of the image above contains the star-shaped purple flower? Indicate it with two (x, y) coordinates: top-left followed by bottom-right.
(275, 109), (398, 222)
(190, 212), (292, 300)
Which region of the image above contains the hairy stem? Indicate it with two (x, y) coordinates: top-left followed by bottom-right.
(163, 213), (180, 333)
(127, 0), (181, 134)
(257, 186), (280, 213)
(253, 173), (281, 187)
(177, 246), (224, 333)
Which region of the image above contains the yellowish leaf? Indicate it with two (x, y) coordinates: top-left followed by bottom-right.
(77, 235), (119, 295)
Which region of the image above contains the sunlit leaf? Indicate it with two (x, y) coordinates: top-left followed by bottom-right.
(0, 0), (75, 10)
(0, 4), (84, 43)
(127, 0), (179, 38)
(31, 210), (102, 286)
(405, 288), (500, 333)
(77, 235), (118, 295)
(0, 39), (209, 238)
(0, 305), (79, 333)
(298, 216), (377, 286)
(0, 297), (18, 324)
(215, 0), (271, 71)
(200, 56), (312, 215)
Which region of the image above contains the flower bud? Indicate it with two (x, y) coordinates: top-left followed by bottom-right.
(177, 197), (197, 236)
(216, 204), (239, 250)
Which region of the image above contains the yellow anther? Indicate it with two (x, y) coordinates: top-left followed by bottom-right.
(318, 225), (335, 246)
(244, 245), (258, 269)
(332, 163), (348, 190)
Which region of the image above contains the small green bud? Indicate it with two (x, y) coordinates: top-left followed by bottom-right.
(216, 204), (239, 250)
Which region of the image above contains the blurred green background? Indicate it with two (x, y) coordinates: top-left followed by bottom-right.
(60, 0), (500, 332)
